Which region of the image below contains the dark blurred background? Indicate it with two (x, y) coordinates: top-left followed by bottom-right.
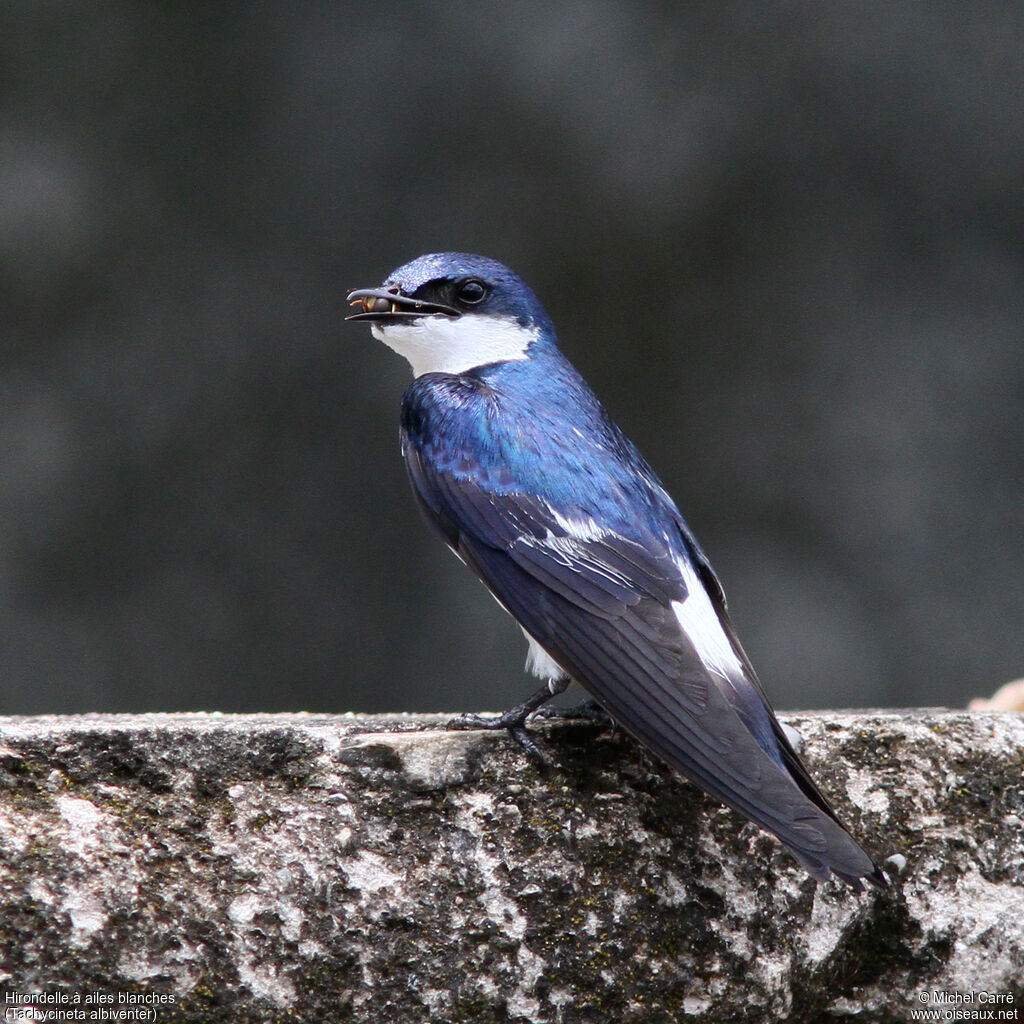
(2, 2), (1022, 715)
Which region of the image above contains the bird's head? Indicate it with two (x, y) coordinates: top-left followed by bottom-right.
(347, 253), (554, 377)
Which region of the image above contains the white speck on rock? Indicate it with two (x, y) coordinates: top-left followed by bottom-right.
(278, 901), (303, 942)
(228, 893), (262, 924)
(844, 766), (890, 814)
(28, 879), (53, 903)
(60, 891), (107, 945)
(340, 849), (402, 893)
(0, 808), (28, 853)
(506, 944), (546, 1019)
(57, 796), (112, 857)
(235, 960), (296, 1008)
(58, 795), (105, 829)
(684, 994), (712, 1014)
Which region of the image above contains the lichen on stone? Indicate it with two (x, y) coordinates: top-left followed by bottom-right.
(0, 711), (1021, 1022)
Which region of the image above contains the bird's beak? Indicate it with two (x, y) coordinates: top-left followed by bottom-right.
(345, 287), (459, 322)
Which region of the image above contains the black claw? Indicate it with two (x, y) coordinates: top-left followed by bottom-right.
(508, 725), (548, 762)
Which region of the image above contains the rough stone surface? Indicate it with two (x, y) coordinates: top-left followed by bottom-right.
(0, 711), (1021, 1022)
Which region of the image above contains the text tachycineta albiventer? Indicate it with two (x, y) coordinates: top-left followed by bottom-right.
(348, 252), (887, 890)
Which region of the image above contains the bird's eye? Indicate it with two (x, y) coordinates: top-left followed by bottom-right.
(455, 279), (488, 305)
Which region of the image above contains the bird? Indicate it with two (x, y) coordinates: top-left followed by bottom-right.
(347, 252), (887, 890)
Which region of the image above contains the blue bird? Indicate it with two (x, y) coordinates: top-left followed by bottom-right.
(348, 252), (886, 889)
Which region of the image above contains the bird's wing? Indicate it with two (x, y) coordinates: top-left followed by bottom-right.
(404, 443), (882, 886)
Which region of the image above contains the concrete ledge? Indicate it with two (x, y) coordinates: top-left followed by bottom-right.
(0, 711), (1021, 1022)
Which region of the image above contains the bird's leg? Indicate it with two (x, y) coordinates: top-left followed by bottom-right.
(447, 677), (569, 760)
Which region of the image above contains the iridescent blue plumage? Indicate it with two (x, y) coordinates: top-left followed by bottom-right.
(348, 252), (886, 889)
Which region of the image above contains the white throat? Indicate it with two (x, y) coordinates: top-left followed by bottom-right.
(371, 315), (536, 377)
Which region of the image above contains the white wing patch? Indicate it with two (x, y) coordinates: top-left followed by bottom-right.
(520, 531), (632, 587)
(372, 315), (536, 377)
(671, 557), (745, 682)
(459, 490), (744, 691)
(518, 513), (635, 593)
(549, 509), (607, 542)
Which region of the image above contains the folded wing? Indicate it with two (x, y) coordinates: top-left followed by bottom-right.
(404, 438), (885, 888)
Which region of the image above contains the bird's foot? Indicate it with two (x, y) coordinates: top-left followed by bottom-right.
(446, 710), (548, 761)
(446, 682), (563, 762)
(533, 698), (614, 729)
